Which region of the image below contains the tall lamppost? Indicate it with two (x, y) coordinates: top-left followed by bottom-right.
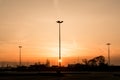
(19, 46), (22, 66)
(106, 43), (111, 65)
(56, 20), (63, 67)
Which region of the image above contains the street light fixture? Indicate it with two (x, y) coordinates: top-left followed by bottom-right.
(19, 46), (22, 66)
(106, 43), (111, 65)
(56, 20), (63, 67)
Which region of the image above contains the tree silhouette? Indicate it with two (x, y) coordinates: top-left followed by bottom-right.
(95, 56), (105, 66)
(46, 59), (50, 67)
(88, 58), (97, 66)
(82, 59), (88, 65)
(88, 55), (106, 66)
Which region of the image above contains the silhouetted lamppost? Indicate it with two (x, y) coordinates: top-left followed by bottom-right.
(19, 46), (22, 66)
(106, 43), (111, 65)
(56, 20), (63, 67)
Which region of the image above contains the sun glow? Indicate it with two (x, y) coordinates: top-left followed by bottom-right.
(58, 59), (62, 62)
(48, 41), (85, 57)
(50, 47), (72, 57)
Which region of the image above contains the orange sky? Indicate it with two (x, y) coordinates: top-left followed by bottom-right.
(0, 0), (120, 66)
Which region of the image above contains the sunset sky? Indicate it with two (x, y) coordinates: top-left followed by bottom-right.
(0, 0), (120, 66)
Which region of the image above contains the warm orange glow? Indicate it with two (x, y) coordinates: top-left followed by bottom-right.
(50, 46), (72, 57)
(0, 0), (120, 66)
(58, 59), (62, 63)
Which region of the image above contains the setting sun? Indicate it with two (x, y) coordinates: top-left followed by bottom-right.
(50, 46), (72, 57)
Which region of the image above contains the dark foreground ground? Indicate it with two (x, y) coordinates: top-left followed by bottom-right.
(0, 72), (120, 80)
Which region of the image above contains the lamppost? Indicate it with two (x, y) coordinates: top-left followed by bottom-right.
(106, 43), (111, 65)
(19, 46), (22, 66)
(56, 20), (63, 67)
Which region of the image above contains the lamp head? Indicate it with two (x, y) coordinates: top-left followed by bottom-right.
(56, 20), (63, 23)
(19, 46), (22, 48)
(107, 43), (111, 45)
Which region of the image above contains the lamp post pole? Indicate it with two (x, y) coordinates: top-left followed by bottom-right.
(19, 46), (22, 66)
(56, 20), (63, 67)
(106, 43), (111, 66)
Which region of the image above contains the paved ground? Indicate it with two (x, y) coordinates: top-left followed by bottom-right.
(0, 72), (120, 80)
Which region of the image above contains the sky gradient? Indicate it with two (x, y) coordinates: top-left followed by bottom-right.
(0, 0), (120, 66)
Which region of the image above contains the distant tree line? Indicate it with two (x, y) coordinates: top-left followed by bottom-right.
(68, 55), (108, 71)
(0, 55), (120, 72)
